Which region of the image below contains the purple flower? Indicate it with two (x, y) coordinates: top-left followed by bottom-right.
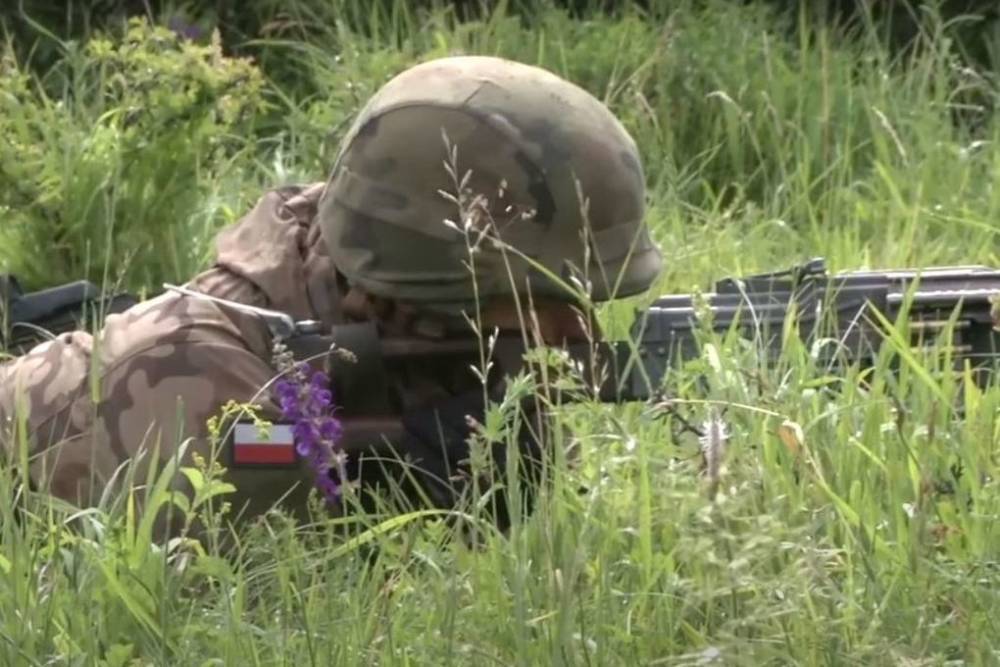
(279, 398), (302, 422)
(310, 371), (329, 391)
(316, 475), (341, 501)
(292, 421), (318, 457)
(318, 419), (342, 442)
(271, 358), (345, 506)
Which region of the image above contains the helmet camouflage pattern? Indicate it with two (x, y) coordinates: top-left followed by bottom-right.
(316, 56), (663, 313)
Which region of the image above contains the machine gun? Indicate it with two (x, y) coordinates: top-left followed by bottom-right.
(274, 257), (1000, 402)
(6, 260), (1000, 453)
(185, 258), (1000, 453)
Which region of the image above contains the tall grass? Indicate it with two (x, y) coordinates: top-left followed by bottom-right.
(3, 0), (1000, 664)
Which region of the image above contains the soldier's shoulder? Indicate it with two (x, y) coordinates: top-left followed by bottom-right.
(98, 292), (269, 365)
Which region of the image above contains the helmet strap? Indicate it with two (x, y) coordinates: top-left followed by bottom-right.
(342, 286), (451, 339)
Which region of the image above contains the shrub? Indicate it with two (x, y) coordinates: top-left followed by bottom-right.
(0, 18), (266, 292)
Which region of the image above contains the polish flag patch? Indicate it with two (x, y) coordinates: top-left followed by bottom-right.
(232, 423), (297, 466)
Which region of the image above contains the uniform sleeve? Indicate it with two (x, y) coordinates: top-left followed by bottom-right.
(92, 331), (315, 519)
(5, 291), (313, 515)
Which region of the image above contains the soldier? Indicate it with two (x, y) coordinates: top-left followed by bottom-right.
(0, 56), (662, 521)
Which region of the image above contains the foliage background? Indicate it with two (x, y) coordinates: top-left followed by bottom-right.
(2, 1), (1000, 664)
(3, 0), (1000, 292)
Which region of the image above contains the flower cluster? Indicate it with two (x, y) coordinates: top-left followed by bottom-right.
(272, 348), (345, 505)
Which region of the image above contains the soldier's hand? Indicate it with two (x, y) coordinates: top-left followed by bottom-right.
(398, 389), (545, 529)
(398, 389), (487, 509)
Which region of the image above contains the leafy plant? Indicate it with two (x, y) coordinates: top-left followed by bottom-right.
(0, 17), (266, 292)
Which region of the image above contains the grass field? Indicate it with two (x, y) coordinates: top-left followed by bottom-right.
(3, 1), (1000, 664)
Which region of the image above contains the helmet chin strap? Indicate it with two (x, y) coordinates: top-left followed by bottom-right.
(479, 297), (602, 347)
(341, 285), (453, 339)
(341, 283), (601, 346)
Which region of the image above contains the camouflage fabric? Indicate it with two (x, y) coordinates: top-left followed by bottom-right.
(317, 56), (663, 315)
(0, 184), (333, 516)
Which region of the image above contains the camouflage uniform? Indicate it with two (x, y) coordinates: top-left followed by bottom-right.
(0, 184), (335, 515)
(0, 56), (663, 517)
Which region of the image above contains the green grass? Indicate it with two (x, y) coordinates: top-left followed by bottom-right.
(3, 0), (1000, 664)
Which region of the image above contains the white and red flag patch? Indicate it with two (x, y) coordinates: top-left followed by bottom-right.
(232, 423), (297, 466)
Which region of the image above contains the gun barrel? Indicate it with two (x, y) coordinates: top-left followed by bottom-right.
(887, 289), (1000, 306)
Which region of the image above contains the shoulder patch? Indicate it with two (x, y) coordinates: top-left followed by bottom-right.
(231, 422), (297, 467)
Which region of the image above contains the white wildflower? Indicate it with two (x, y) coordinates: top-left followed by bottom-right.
(700, 410), (731, 499)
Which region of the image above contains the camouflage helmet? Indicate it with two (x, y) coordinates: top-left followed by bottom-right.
(316, 56), (663, 314)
